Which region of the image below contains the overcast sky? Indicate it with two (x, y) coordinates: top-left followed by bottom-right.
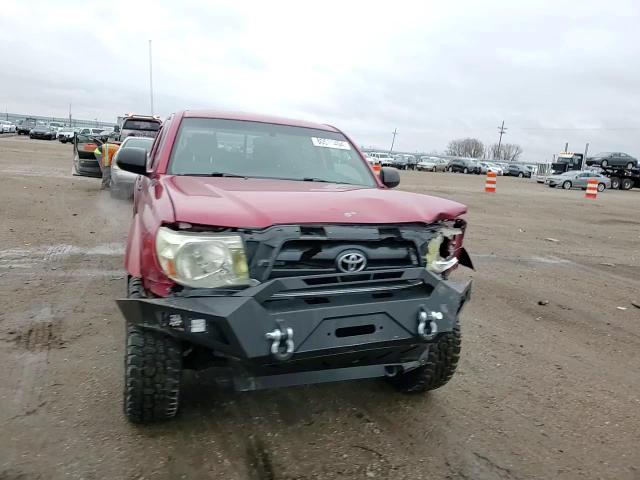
(2, 0), (640, 161)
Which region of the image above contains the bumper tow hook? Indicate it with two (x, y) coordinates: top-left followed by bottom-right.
(265, 320), (295, 361)
(418, 309), (442, 340)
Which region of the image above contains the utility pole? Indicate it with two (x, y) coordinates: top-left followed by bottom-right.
(148, 39), (154, 115)
(68, 103), (72, 127)
(496, 120), (507, 160)
(389, 128), (398, 154)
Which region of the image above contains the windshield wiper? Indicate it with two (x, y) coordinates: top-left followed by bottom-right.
(183, 172), (247, 178)
(302, 177), (353, 185)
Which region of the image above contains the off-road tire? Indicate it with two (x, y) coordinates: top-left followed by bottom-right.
(124, 277), (182, 424)
(388, 324), (461, 393)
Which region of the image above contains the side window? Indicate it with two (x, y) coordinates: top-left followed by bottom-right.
(148, 121), (170, 170)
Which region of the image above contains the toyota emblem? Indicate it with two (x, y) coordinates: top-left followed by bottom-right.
(337, 250), (367, 273)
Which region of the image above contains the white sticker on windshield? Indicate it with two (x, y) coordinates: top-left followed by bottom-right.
(311, 137), (351, 150)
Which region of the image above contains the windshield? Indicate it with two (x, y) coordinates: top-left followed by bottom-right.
(122, 119), (161, 131)
(123, 137), (154, 150)
(169, 118), (376, 187)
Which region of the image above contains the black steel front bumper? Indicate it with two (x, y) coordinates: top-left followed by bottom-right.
(117, 268), (471, 390)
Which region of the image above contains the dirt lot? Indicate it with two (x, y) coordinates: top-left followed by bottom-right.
(0, 135), (639, 480)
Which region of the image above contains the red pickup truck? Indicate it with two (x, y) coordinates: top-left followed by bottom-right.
(116, 110), (473, 423)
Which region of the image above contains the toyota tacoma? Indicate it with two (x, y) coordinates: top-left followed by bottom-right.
(116, 110), (473, 423)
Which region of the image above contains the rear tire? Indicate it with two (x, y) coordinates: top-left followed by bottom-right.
(124, 277), (182, 424)
(601, 159), (609, 167)
(621, 178), (634, 190)
(626, 162), (634, 169)
(610, 177), (621, 189)
(518, 172), (524, 178)
(463, 167), (468, 174)
(562, 180), (572, 189)
(388, 324), (461, 393)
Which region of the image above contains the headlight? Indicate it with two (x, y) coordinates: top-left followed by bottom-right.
(425, 225), (463, 274)
(155, 227), (250, 288)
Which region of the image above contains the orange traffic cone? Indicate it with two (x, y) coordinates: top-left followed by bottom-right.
(585, 178), (598, 199)
(485, 171), (497, 193)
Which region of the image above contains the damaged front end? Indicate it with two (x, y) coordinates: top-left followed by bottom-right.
(117, 222), (473, 391)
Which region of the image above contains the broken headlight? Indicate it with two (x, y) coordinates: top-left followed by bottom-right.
(425, 224), (464, 274)
(155, 227), (250, 288)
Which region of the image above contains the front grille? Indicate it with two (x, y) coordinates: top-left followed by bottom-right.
(269, 240), (419, 278)
(242, 224), (435, 282)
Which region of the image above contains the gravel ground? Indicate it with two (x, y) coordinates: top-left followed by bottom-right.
(0, 135), (639, 480)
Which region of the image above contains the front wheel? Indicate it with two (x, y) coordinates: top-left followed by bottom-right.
(518, 172), (524, 178)
(388, 324), (461, 393)
(597, 183), (606, 192)
(123, 278), (182, 424)
(562, 180), (572, 189)
(463, 167), (468, 174)
(601, 159), (609, 167)
(626, 162), (634, 170)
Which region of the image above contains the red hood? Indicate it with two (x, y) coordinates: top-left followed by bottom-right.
(162, 176), (466, 228)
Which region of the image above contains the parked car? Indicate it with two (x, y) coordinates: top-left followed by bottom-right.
(58, 127), (76, 143)
(448, 158), (481, 174)
(585, 152), (637, 169)
(118, 114), (162, 139)
(114, 110), (473, 423)
(0, 121), (16, 133)
(390, 154), (417, 170)
(17, 119), (37, 135)
(29, 125), (56, 140)
(110, 136), (154, 198)
(417, 157), (448, 172)
(78, 127), (105, 136)
(507, 164), (535, 178)
(545, 170), (610, 191)
(390, 155), (409, 170)
(367, 152), (394, 166)
(478, 162), (503, 175)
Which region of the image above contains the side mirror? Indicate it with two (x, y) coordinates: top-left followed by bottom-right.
(116, 147), (147, 175)
(379, 167), (400, 188)
(114, 125), (120, 133)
